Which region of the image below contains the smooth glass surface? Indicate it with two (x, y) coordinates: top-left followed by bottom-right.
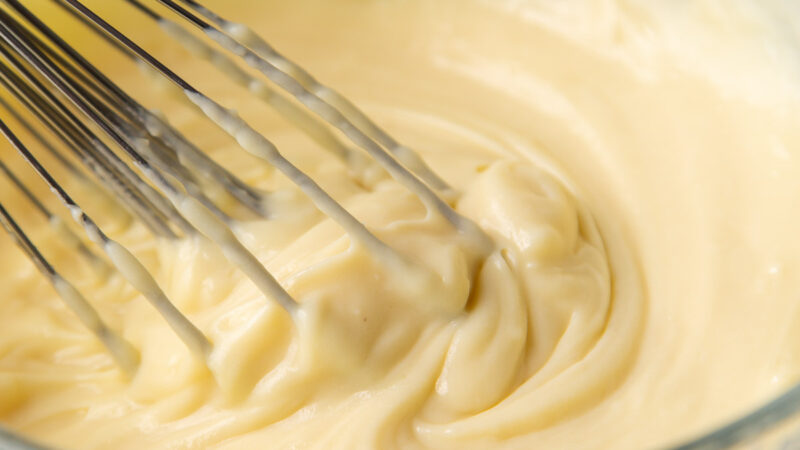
(4, 383), (800, 449)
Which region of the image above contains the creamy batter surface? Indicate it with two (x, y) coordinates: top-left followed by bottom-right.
(2, 0), (800, 448)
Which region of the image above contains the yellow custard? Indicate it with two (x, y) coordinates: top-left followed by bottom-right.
(1, 0), (800, 448)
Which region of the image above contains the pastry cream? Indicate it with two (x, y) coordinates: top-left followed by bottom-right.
(1, 0), (800, 448)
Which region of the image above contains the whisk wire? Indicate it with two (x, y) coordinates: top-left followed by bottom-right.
(0, 104), (212, 361)
(0, 7), (199, 236)
(172, 0), (453, 194)
(57, 0), (413, 267)
(156, 0), (476, 235)
(0, 33), (183, 238)
(0, 0), (493, 374)
(15, 0), (271, 217)
(0, 94), (85, 179)
(0, 157), (109, 274)
(124, 0), (369, 175)
(0, 58), (176, 239)
(0, 197), (139, 374)
(4, 0), (302, 316)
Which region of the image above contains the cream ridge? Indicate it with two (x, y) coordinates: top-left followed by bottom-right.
(1, 0), (800, 448)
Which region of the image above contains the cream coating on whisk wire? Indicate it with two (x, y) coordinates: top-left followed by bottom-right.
(0, 112), (210, 363)
(79, 0), (492, 255)
(42, 0), (472, 324)
(157, 0), (452, 194)
(0, 199), (138, 375)
(50, 277), (140, 374)
(2, 0), (800, 449)
(154, 18), (380, 186)
(126, 1), (475, 237)
(0, 0), (301, 336)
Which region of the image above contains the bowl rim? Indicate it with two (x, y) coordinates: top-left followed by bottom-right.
(4, 381), (800, 450)
(669, 381), (800, 449)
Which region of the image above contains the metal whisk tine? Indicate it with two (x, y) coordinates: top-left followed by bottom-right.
(0, 0), (303, 350)
(0, 13), (199, 237)
(0, 91), (134, 236)
(2, 0), (302, 314)
(0, 93), (132, 227)
(53, 0), (415, 267)
(28, 0), (273, 218)
(169, 0), (453, 194)
(0, 198), (139, 374)
(0, 109), (212, 364)
(0, 8), (218, 366)
(120, 0), (378, 185)
(0, 158), (111, 277)
(0, 94), (86, 181)
(0, 71), (172, 239)
(8, 17), (235, 225)
(0, 35), (182, 238)
(51, 0), (373, 213)
(149, 0), (486, 242)
(0, 0), (491, 375)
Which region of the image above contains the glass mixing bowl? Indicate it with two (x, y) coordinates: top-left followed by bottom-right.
(1, 0), (798, 449)
(2, 382), (800, 449)
(673, 382), (800, 449)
